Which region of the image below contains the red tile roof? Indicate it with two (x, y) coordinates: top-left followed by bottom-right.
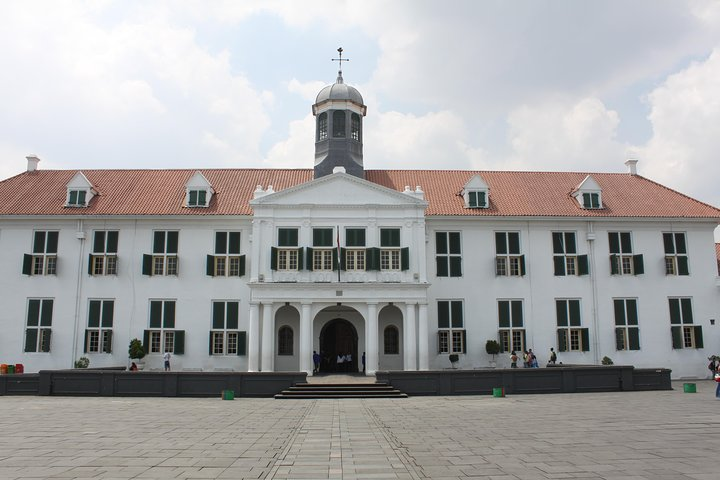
(1, 168), (719, 219)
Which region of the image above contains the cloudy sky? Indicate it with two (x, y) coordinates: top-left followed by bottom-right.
(1, 0), (720, 215)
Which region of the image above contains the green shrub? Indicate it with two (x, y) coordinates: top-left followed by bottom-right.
(74, 357), (90, 368)
(128, 338), (146, 360)
(601, 356), (614, 365)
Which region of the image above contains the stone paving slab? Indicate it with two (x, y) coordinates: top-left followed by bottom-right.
(0, 381), (719, 479)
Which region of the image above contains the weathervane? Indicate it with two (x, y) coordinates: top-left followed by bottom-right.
(331, 47), (349, 80)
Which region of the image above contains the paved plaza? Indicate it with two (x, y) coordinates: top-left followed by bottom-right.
(1, 380), (719, 480)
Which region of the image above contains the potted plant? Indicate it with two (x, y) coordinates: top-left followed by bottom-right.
(74, 356), (90, 368)
(128, 338), (146, 370)
(485, 340), (501, 367)
(448, 353), (459, 369)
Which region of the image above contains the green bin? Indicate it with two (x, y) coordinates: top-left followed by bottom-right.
(7, 365), (15, 374)
(683, 383), (696, 393)
(221, 390), (235, 400)
(492, 387), (504, 397)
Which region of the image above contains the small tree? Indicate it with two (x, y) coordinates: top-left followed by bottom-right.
(601, 356), (614, 365)
(485, 340), (501, 360)
(128, 338), (146, 360)
(74, 356), (90, 368)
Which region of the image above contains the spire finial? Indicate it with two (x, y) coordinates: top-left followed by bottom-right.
(331, 47), (349, 84)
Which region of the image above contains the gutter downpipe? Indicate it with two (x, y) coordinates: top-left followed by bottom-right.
(71, 219), (85, 368)
(587, 221), (600, 364)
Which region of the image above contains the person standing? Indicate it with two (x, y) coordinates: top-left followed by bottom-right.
(510, 351), (518, 368)
(163, 351), (171, 371)
(313, 351), (321, 374)
(549, 347), (557, 365)
(336, 353), (344, 373)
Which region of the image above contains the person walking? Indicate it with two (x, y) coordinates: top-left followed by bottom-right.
(510, 351), (518, 368)
(549, 347), (557, 365)
(313, 350), (321, 374)
(163, 351), (171, 371)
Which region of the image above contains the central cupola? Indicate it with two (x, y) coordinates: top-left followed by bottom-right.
(312, 47), (367, 179)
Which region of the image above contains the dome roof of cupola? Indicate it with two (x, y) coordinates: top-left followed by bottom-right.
(315, 75), (364, 105)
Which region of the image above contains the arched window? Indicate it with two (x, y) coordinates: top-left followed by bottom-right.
(317, 112), (327, 141)
(351, 113), (360, 141)
(333, 111), (345, 137)
(384, 326), (399, 354)
(278, 326), (293, 355)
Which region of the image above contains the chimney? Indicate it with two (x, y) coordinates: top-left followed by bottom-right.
(624, 158), (638, 175)
(26, 155), (40, 172)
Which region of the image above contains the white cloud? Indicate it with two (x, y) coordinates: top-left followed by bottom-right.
(264, 114), (315, 168)
(287, 79), (326, 103)
(504, 97), (626, 172)
(639, 48), (720, 208)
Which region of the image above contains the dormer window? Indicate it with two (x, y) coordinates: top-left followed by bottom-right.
(65, 172), (96, 208)
(462, 174), (490, 209)
(467, 190), (488, 208)
(188, 189), (208, 207)
(184, 171), (214, 208)
(573, 175), (603, 210)
(67, 189), (88, 207)
(582, 192), (601, 209)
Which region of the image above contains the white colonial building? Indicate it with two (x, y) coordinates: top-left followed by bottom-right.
(1, 70), (719, 379)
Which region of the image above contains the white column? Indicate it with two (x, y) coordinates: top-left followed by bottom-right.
(418, 302), (429, 370)
(300, 302), (312, 375)
(260, 302), (274, 372)
(366, 303), (378, 375)
(247, 302), (260, 372)
(404, 302), (417, 371)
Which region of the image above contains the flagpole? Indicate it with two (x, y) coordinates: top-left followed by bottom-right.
(337, 226), (341, 283)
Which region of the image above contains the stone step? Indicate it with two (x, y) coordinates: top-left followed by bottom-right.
(275, 382), (407, 399)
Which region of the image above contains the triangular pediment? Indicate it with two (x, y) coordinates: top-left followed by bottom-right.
(575, 175), (601, 192)
(67, 171), (93, 190)
(185, 171), (213, 190)
(463, 174), (489, 191)
(250, 172), (427, 208)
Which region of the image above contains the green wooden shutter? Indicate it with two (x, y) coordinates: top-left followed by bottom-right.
(40, 300), (53, 326)
(478, 191), (486, 207)
(449, 256), (462, 277)
(694, 326), (703, 348)
(401, 247), (409, 271)
(143, 330), (150, 353)
(367, 247), (379, 271)
(102, 301), (114, 327)
(88, 300), (101, 328)
(41, 329), (52, 352)
(22, 254), (32, 275)
(297, 248), (304, 271)
(449, 232), (461, 254)
(227, 302), (238, 329)
(615, 327), (624, 350)
(609, 255), (619, 275)
(511, 301), (523, 327)
(519, 255), (526, 276)
(557, 329), (568, 352)
(628, 328), (640, 350)
(239, 255), (246, 276)
(677, 256), (689, 275)
(340, 247), (346, 270)
(206, 255), (215, 276)
(508, 233), (520, 254)
(88, 254), (94, 275)
(306, 247), (314, 270)
(553, 256), (565, 276)
(580, 328), (590, 352)
(142, 254), (153, 276)
(569, 300), (581, 326)
(229, 232), (240, 254)
(174, 330), (185, 354)
(164, 302), (176, 328)
(212, 302), (224, 329)
(608, 233), (619, 254)
(149, 302), (162, 328)
(671, 326), (683, 349)
(632, 254), (644, 275)
(84, 330), (90, 353)
(215, 232), (227, 254)
(436, 257), (448, 277)
(332, 248), (339, 271)
(662, 233), (674, 254)
(556, 300), (568, 326)
(237, 331), (247, 356)
(198, 190), (206, 206)
(436, 232), (448, 254)
(498, 301), (510, 328)
(552, 232), (563, 254)
(209, 332), (214, 355)
(270, 247), (278, 270)
(669, 298), (681, 324)
(103, 331), (113, 353)
(46, 232), (58, 253)
(107, 231), (118, 253)
(681, 298), (693, 323)
(613, 299), (625, 326)
(24, 329), (37, 352)
(578, 255), (589, 275)
(166, 231), (179, 254)
(153, 231), (165, 254)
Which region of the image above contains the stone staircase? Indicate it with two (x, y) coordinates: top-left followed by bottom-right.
(274, 382), (407, 399)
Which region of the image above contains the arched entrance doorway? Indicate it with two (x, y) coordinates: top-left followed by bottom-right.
(319, 318), (358, 373)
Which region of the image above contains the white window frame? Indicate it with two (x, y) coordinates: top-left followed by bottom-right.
(495, 232), (523, 277)
(86, 299), (114, 353)
(437, 300), (465, 354)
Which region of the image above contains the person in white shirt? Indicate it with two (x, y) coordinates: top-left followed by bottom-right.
(163, 351), (171, 371)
